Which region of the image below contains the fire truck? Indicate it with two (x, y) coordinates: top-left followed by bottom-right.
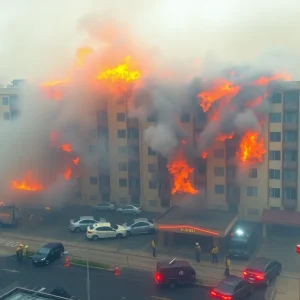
(0, 203), (21, 227)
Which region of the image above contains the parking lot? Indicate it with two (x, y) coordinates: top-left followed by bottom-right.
(1, 205), (160, 254)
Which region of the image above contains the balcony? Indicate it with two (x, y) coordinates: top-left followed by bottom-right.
(283, 161), (298, 168)
(282, 197), (297, 209)
(283, 142), (298, 150)
(283, 180), (298, 188)
(283, 123), (298, 130)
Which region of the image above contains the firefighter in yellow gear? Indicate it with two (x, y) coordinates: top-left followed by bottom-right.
(23, 245), (29, 256)
(16, 244), (24, 262)
(211, 245), (219, 263)
(151, 240), (156, 257)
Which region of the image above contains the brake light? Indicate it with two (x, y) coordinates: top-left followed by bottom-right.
(243, 271), (247, 276)
(87, 230), (92, 234)
(222, 296), (232, 300)
(255, 274), (264, 280)
(154, 272), (161, 282)
(210, 291), (231, 300)
(210, 291), (217, 297)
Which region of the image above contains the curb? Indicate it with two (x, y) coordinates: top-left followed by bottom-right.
(69, 262), (114, 273)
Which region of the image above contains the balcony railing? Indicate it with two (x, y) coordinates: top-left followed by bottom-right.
(282, 197), (297, 209)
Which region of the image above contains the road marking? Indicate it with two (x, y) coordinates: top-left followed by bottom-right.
(0, 239), (20, 248)
(140, 241), (151, 252)
(151, 297), (171, 300)
(2, 269), (20, 273)
(38, 288), (46, 292)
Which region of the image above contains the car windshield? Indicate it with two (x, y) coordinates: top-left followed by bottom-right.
(217, 283), (234, 293)
(229, 240), (248, 250)
(38, 247), (51, 255)
(111, 224), (118, 230)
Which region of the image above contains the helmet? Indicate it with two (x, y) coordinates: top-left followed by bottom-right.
(196, 243), (199, 246)
(20, 244), (24, 248)
(25, 245), (28, 249)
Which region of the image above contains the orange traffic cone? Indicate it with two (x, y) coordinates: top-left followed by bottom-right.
(114, 266), (120, 276)
(64, 257), (70, 267)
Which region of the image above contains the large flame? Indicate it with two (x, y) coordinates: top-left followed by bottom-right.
(198, 79), (240, 112)
(167, 153), (198, 195)
(11, 171), (43, 191)
(237, 132), (266, 164)
(61, 144), (72, 153)
(75, 47), (93, 67)
(253, 73), (291, 86)
(96, 56), (140, 82)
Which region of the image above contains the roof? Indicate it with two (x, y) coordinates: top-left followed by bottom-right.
(220, 275), (242, 286)
(43, 243), (62, 248)
(154, 206), (238, 237)
(261, 209), (300, 227)
(0, 287), (68, 300)
(157, 260), (190, 269)
(247, 257), (273, 271)
(79, 216), (94, 220)
(94, 222), (111, 227)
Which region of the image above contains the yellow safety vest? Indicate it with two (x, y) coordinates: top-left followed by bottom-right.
(151, 241), (155, 248)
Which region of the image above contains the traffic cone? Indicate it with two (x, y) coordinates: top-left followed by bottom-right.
(114, 266), (120, 276)
(64, 257), (70, 267)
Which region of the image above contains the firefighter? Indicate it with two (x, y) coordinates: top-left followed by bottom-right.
(151, 240), (156, 257)
(16, 244), (24, 262)
(211, 245), (219, 263)
(224, 256), (231, 276)
(195, 243), (201, 263)
(23, 245), (29, 257)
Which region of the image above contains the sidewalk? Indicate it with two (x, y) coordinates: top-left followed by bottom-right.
(273, 276), (299, 300)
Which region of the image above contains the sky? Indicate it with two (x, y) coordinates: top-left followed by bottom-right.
(1, 0), (300, 83)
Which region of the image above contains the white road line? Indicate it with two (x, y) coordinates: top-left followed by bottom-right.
(38, 288), (46, 292)
(2, 269), (20, 273)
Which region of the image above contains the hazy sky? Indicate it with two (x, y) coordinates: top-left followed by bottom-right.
(1, 0), (300, 82)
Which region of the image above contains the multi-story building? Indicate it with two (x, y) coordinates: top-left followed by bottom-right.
(80, 82), (300, 225)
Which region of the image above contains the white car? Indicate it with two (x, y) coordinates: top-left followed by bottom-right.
(92, 202), (117, 212)
(87, 222), (127, 240)
(116, 205), (141, 215)
(123, 218), (155, 235)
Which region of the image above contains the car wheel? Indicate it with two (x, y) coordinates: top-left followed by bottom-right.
(75, 227), (81, 233)
(148, 229), (155, 234)
(168, 280), (177, 289)
(116, 233), (123, 239)
(265, 279), (270, 286)
(127, 231), (131, 236)
(92, 235), (98, 241)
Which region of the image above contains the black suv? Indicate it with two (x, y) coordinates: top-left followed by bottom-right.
(32, 243), (64, 266)
(210, 275), (253, 299)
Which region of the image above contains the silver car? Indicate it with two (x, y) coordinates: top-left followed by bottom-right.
(92, 202), (116, 212)
(69, 216), (106, 232)
(123, 218), (155, 235)
(116, 205), (141, 215)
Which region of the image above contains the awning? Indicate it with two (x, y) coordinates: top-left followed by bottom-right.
(261, 209), (300, 227)
(154, 205), (238, 238)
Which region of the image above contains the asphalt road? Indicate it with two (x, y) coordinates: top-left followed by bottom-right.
(0, 256), (212, 300)
(1, 205), (159, 253)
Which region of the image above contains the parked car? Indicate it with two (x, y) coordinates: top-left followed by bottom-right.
(32, 243), (64, 266)
(123, 218), (155, 235)
(50, 287), (71, 299)
(87, 222), (127, 240)
(116, 205), (141, 215)
(92, 202), (116, 212)
(210, 275), (253, 299)
(154, 258), (196, 289)
(243, 257), (282, 286)
(69, 216), (105, 232)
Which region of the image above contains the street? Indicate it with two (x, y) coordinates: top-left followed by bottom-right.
(0, 256), (266, 300)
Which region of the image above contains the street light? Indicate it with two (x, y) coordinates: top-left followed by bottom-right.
(64, 249), (91, 300)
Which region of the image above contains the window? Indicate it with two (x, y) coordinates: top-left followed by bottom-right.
(128, 161), (140, 172)
(148, 163), (156, 173)
(117, 113), (126, 122)
(118, 146), (127, 155)
(249, 168), (257, 178)
(3, 112), (10, 120)
(269, 150), (281, 161)
(283, 169), (297, 181)
(271, 93), (282, 104)
(283, 150), (297, 162)
(269, 132), (281, 142)
(269, 188), (281, 198)
(214, 167), (224, 177)
(284, 111), (298, 123)
(284, 131), (298, 142)
(227, 167), (236, 178)
(119, 178), (128, 187)
(269, 113), (281, 123)
(117, 129), (126, 138)
(181, 113), (190, 123)
(118, 162), (127, 171)
(149, 200), (158, 206)
(88, 145), (96, 153)
(269, 169), (280, 180)
(148, 147), (156, 156)
(284, 91), (299, 104)
(97, 127), (108, 138)
(2, 97), (9, 105)
(247, 186), (258, 197)
(90, 176), (98, 185)
(128, 128), (139, 139)
(149, 180), (157, 189)
(129, 178), (140, 189)
(128, 145), (139, 156)
(214, 149), (224, 158)
(283, 187), (297, 199)
(214, 184), (224, 194)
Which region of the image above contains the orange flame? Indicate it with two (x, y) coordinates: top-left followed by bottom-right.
(75, 47), (93, 67)
(61, 144), (72, 153)
(201, 152), (208, 159)
(237, 132), (266, 164)
(72, 157), (80, 165)
(96, 56), (140, 82)
(198, 79), (241, 112)
(11, 171), (43, 191)
(217, 133), (234, 142)
(167, 153), (198, 195)
(253, 73), (291, 86)
(64, 168), (72, 180)
(245, 92), (268, 108)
